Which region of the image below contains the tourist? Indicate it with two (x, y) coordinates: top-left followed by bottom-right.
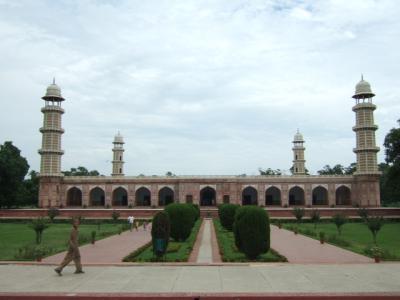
(54, 217), (84, 276)
(127, 215), (134, 232)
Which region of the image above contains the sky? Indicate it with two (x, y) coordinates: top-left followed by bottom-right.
(0, 0), (399, 176)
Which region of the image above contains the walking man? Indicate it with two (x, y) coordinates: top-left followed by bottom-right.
(55, 217), (84, 276)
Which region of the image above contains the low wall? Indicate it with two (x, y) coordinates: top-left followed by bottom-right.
(1, 207), (399, 219)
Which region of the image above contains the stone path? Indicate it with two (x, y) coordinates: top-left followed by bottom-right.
(0, 264), (399, 294)
(196, 219), (213, 263)
(270, 225), (372, 263)
(43, 225), (151, 264)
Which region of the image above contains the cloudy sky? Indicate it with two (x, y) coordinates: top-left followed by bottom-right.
(0, 0), (399, 176)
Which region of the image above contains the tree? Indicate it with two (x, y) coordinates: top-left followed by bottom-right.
(62, 166), (101, 176)
(366, 216), (384, 245)
(30, 217), (49, 244)
(332, 214), (347, 235)
(317, 163), (356, 175)
(381, 120), (400, 204)
(18, 170), (39, 207)
(310, 209), (320, 230)
(259, 168), (282, 175)
(151, 211), (171, 258)
(292, 207), (305, 227)
(165, 171), (176, 177)
(0, 142), (29, 208)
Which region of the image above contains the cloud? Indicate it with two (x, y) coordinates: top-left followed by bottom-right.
(0, 0), (399, 176)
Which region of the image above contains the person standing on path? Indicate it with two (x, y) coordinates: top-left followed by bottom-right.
(127, 215), (134, 232)
(54, 217), (84, 276)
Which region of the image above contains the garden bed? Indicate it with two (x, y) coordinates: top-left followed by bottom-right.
(213, 219), (287, 262)
(123, 218), (202, 262)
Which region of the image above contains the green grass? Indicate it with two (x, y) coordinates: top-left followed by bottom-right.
(0, 222), (127, 261)
(283, 222), (400, 260)
(213, 219), (287, 262)
(123, 218), (202, 262)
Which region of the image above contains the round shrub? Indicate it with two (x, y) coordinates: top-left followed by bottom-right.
(187, 203), (200, 221)
(164, 203), (196, 241)
(218, 204), (239, 231)
(233, 206), (270, 260)
(151, 211), (171, 257)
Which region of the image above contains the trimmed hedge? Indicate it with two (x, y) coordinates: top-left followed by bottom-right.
(151, 211), (171, 257)
(218, 204), (239, 231)
(164, 203), (196, 241)
(233, 206), (270, 260)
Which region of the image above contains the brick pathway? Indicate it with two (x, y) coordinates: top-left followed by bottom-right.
(270, 225), (372, 263)
(43, 225), (151, 264)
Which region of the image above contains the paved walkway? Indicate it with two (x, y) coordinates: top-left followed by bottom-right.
(270, 225), (372, 263)
(43, 226), (151, 264)
(196, 219), (213, 263)
(0, 264), (399, 294)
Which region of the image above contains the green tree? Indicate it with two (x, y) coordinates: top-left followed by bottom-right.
(30, 217), (49, 244)
(292, 207), (305, 226)
(18, 170), (39, 207)
(62, 166), (101, 176)
(332, 214), (347, 235)
(258, 168), (282, 175)
(0, 142), (29, 208)
(366, 216), (384, 245)
(310, 209), (320, 230)
(381, 120), (400, 204)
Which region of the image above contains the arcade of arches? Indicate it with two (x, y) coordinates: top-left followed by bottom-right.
(65, 185), (353, 207)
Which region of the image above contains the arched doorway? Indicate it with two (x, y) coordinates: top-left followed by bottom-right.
(90, 187), (105, 206)
(336, 186), (351, 205)
(200, 186), (216, 206)
(67, 187), (82, 206)
(312, 186), (328, 205)
(289, 186), (305, 206)
(242, 186), (258, 205)
(112, 187), (128, 206)
(265, 186), (281, 205)
(135, 187), (151, 206)
(158, 187), (174, 206)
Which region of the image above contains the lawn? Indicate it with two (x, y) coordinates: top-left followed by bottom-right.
(213, 219), (287, 262)
(0, 222), (127, 261)
(283, 221), (400, 260)
(123, 218), (201, 262)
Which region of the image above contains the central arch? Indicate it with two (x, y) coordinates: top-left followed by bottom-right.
(158, 187), (174, 206)
(312, 186), (328, 205)
(289, 186), (305, 206)
(66, 187), (82, 206)
(90, 187), (105, 206)
(200, 186), (216, 206)
(265, 186), (281, 206)
(112, 187), (128, 206)
(135, 187), (151, 206)
(336, 186), (351, 206)
(242, 186), (258, 205)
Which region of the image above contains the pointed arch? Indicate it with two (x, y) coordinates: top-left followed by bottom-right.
(200, 186), (216, 206)
(289, 186), (305, 206)
(112, 187), (128, 206)
(158, 187), (174, 206)
(135, 187), (151, 206)
(336, 185), (351, 206)
(242, 186), (258, 205)
(266, 186), (281, 206)
(66, 187), (82, 206)
(312, 186), (328, 205)
(90, 187), (105, 206)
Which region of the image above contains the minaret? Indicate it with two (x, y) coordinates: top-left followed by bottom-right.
(352, 76), (380, 174)
(292, 130), (306, 175)
(112, 132), (125, 176)
(38, 79), (65, 177)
